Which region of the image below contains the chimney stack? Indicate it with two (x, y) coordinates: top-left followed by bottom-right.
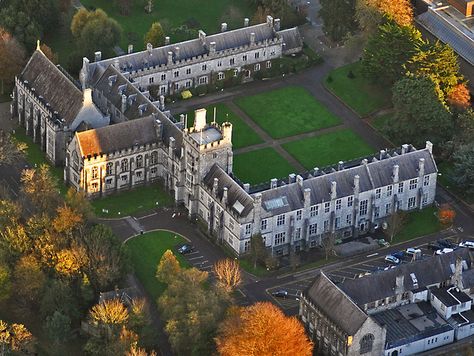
(159, 95), (165, 111)
(274, 18), (281, 31)
(250, 32), (256, 46)
(392, 165), (399, 183)
(338, 161), (344, 171)
(395, 274), (405, 296)
(288, 173), (296, 183)
(147, 43), (153, 54)
(296, 175), (303, 187)
(198, 30), (206, 44)
(213, 178), (219, 196)
(244, 18), (249, 27)
(167, 51), (173, 65)
(426, 141), (433, 153)
(418, 158), (425, 177)
(222, 187), (228, 204)
(266, 15), (273, 27)
(221, 23), (228, 32)
(331, 181), (337, 200)
(174, 46), (180, 59)
(94, 51), (102, 62)
(209, 41), (216, 54)
(401, 144), (409, 154)
(165, 36), (170, 45)
(380, 150), (386, 160)
(453, 257), (464, 288)
(304, 188), (311, 208)
(127, 45), (133, 54)
(313, 167), (319, 176)
(121, 94), (127, 113)
(243, 183), (250, 193)
(353, 175), (360, 194)
(270, 178), (278, 189)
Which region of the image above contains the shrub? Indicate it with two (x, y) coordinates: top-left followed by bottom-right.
(181, 90), (192, 100)
(347, 70), (355, 79)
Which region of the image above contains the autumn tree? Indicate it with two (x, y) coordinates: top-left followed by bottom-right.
(127, 345), (158, 356)
(355, 0), (413, 32)
(156, 249), (181, 284)
(447, 83), (471, 110)
(0, 320), (35, 354)
(321, 231), (336, 260)
(13, 254), (46, 307)
(0, 264), (11, 302)
(53, 204), (84, 238)
(0, 29), (25, 94)
(215, 302), (313, 356)
(385, 210), (407, 242)
(249, 234), (267, 269)
(20, 165), (61, 215)
(213, 258), (242, 292)
(0, 222), (31, 259)
(438, 204), (456, 226)
(0, 199), (21, 229)
(65, 187), (95, 222)
(319, 0), (357, 42)
(0, 130), (26, 166)
(144, 22), (165, 48)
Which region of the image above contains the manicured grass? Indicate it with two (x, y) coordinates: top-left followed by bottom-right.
(239, 258), (272, 277)
(92, 184), (173, 217)
(233, 148), (295, 185)
(184, 103), (263, 149)
(282, 129), (374, 170)
(80, 0), (256, 50)
(12, 130), (67, 195)
(125, 231), (190, 298)
(325, 62), (392, 117)
(393, 206), (442, 244)
(235, 86), (342, 139)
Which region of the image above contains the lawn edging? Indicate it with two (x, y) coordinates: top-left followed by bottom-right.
(123, 228), (191, 245)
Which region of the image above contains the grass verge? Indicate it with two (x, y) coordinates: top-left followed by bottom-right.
(125, 231), (190, 299)
(392, 206), (441, 244)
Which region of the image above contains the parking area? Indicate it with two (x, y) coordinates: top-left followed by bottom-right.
(180, 248), (215, 274)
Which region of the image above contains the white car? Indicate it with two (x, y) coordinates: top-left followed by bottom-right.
(385, 255), (400, 264)
(435, 248), (454, 255)
(406, 248), (422, 255)
(459, 241), (474, 249)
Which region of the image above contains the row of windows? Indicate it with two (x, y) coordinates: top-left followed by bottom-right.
(89, 152), (159, 178)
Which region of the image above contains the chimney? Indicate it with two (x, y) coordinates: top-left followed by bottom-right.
(288, 173), (296, 183)
(194, 108), (207, 131)
(243, 183), (250, 193)
(113, 59), (120, 69)
(418, 158), (425, 177)
(127, 44), (133, 54)
(270, 178), (278, 189)
(313, 167), (319, 176)
(167, 51), (173, 65)
(80, 57), (90, 90)
(392, 165), (399, 183)
(209, 41), (216, 54)
(338, 161), (344, 171)
(304, 188), (311, 208)
(250, 32), (256, 46)
(395, 274), (405, 296)
(266, 15), (273, 27)
(401, 144), (409, 154)
(274, 18), (281, 31)
(426, 141), (433, 153)
(380, 150), (386, 160)
(94, 51), (102, 62)
(222, 187), (228, 205)
(154, 118), (162, 138)
(452, 257), (464, 288)
(296, 175), (303, 187)
(174, 46), (180, 59)
(159, 95), (165, 111)
(244, 18), (249, 27)
(121, 94), (127, 113)
(361, 158), (368, 165)
(331, 181), (337, 200)
(353, 175), (360, 194)
(221, 23), (227, 32)
(165, 36), (170, 45)
(213, 178), (219, 196)
(147, 43), (153, 54)
(198, 30), (206, 44)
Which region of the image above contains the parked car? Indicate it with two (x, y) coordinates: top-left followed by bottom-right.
(392, 251), (405, 259)
(177, 244), (194, 254)
(385, 255), (400, 264)
(428, 243), (442, 251)
(438, 239), (456, 249)
(378, 239), (390, 247)
(459, 241), (474, 249)
(435, 248), (454, 255)
(272, 290), (289, 298)
(406, 247), (422, 255)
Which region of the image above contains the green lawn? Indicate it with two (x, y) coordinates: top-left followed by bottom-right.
(92, 184), (173, 217)
(184, 103), (263, 149)
(393, 206), (441, 244)
(371, 112), (393, 132)
(125, 231), (190, 298)
(80, 0), (256, 50)
(233, 148), (295, 185)
(282, 129), (374, 170)
(325, 62), (392, 117)
(235, 86), (342, 139)
(12, 130), (67, 195)
(239, 258), (272, 277)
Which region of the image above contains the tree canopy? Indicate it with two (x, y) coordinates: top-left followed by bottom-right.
(0, 28), (26, 95)
(356, 0), (413, 32)
(319, 0), (357, 42)
(144, 22), (165, 48)
(453, 143), (474, 196)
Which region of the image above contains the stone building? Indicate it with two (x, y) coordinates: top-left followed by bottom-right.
(79, 16), (303, 97)
(11, 45), (108, 165)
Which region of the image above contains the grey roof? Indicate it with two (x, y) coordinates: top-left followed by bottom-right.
(88, 22), (301, 74)
(203, 164), (254, 217)
(449, 308), (474, 326)
(339, 249), (474, 306)
(372, 302), (453, 349)
(416, 9), (474, 65)
(430, 286), (472, 306)
(256, 147), (437, 215)
(304, 272), (368, 335)
(20, 50), (83, 125)
(462, 268), (474, 288)
(76, 116), (158, 156)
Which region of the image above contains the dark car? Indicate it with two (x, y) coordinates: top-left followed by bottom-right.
(391, 251), (405, 259)
(271, 290), (289, 298)
(428, 243), (442, 251)
(438, 239), (455, 249)
(177, 244), (194, 254)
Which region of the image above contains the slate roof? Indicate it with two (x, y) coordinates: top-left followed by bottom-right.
(339, 249), (474, 306)
(304, 272), (368, 335)
(431, 286), (472, 307)
(76, 116), (158, 157)
(279, 28), (304, 52)
(20, 50), (84, 125)
(203, 164), (254, 218)
(256, 147), (437, 215)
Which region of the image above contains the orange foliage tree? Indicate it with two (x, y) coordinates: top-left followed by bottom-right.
(447, 83), (471, 110)
(438, 204), (456, 226)
(213, 258), (242, 292)
(215, 302), (313, 356)
(356, 0), (413, 31)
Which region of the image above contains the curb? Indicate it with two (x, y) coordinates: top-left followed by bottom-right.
(122, 228), (191, 245)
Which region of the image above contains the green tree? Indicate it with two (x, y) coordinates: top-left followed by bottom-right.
(13, 255), (46, 308)
(45, 311), (71, 345)
(405, 40), (463, 102)
(249, 234), (267, 269)
(156, 250), (181, 285)
(319, 0), (357, 42)
(453, 143), (474, 196)
(389, 76), (453, 147)
(71, 8), (122, 58)
(0, 29), (26, 95)
(144, 22), (165, 47)
(40, 279), (81, 323)
(362, 21), (422, 84)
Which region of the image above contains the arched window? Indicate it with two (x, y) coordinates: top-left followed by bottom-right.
(121, 159), (129, 172)
(150, 151), (158, 165)
(106, 162), (113, 176)
(91, 166), (98, 179)
(136, 155), (143, 168)
(360, 334), (374, 354)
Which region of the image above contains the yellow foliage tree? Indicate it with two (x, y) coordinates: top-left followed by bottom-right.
(213, 258), (242, 293)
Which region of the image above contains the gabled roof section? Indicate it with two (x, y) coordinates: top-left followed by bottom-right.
(304, 272), (368, 335)
(76, 116), (158, 157)
(20, 50), (83, 125)
(203, 164), (254, 218)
